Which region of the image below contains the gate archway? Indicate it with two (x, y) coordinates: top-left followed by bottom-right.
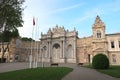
(52, 43), (60, 63)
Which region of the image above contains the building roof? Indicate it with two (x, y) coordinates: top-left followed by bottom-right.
(106, 33), (120, 36)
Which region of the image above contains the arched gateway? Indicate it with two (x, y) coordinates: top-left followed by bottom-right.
(40, 25), (77, 63)
(52, 43), (60, 63)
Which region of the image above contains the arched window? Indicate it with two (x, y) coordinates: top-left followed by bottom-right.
(97, 30), (101, 38)
(119, 41), (120, 48)
(53, 43), (60, 49)
(52, 43), (60, 59)
(67, 44), (73, 58)
(0, 48), (1, 52)
(112, 54), (116, 63)
(43, 46), (47, 58)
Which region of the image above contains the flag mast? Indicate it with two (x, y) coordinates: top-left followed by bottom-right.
(33, 17), (38, 68)
(35, 18), (39, 68)
(29, 17), (35, 68)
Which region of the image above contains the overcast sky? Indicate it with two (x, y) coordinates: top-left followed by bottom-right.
(18, 0), (120, 40)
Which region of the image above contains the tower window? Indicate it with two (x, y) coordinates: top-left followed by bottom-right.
(111, 41), (115, 48)
(112, 54), (116, 63)
(119, 41), (120, 48)
(97, 30), (101, 38)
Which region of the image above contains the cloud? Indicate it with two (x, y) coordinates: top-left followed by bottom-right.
(19, 0), (120, 39)
(48, 3), (85, 14)
(95, 0), (120, 14)
(76, 8), (104, 23)
(108, 0), (120, 12)
(75, 0), (120, 23)
(70, 0), (120, 37)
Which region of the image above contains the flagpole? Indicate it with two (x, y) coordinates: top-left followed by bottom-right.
(29, 17), (35, 68)
(29, 26), (34, 68)
(33, 17), (36, 68)
(33, 22), (37, 68)
(35, 18), (39, 68)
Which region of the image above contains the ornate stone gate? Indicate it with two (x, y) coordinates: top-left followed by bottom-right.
(40, 25), (77, 63)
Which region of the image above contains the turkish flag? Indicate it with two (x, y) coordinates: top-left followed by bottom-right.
(33, 17), (35, 26)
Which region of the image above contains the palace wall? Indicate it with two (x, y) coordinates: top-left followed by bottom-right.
(1, 16), (120, 65)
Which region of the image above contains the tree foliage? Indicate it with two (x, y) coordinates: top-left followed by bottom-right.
(0, 0), (25, 63)
(0, 0), (25, 31)
(21, 37), (34, 41)
(0, 29), (19, 42)
(92, 54), (109, 69)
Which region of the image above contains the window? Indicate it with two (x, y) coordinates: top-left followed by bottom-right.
(112, 54), (116, 63)
(111, 41), (115, 48)
(119, 41), (120, 48)
(97, 30), (101, 38)
(0, 48), (2, 52)
(43, 46), (47, 58)
(67, 45), (73, 58)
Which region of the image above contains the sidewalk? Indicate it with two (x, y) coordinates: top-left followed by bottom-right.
(62, 65), (120, 80)
(0, 62), (29, 73)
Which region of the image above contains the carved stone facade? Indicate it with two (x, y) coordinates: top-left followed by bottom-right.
(77, 16), (120, 65)
(40, 25), (77, 63)
(1, 16), (120, 65)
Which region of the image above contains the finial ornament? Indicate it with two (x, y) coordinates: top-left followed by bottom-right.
(74, 27), (76, 31)
(56, 24), (58, 28)
(92, 15), (105, 28)
(47, 28), (51, 34)
(41, 32), (43, 36)
(95, 15), (102, 23)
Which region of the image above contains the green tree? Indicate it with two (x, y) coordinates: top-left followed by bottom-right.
(2, 30), (11, 42)
(21, 37), (34, 41)
(0, 29), (20, 62)
(92, 54), (109, 69)
(1, 29), (19, 42)
(0, 0), (25, 30)
(11, 29), (19, 38)
(0, 0), (25, 62)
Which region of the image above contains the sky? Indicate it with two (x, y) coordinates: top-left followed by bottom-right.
(18, 0), (120, 40)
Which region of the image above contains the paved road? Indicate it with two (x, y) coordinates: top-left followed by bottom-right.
(0, 62), (120, 80)
(0, 62), (29, 73)
(62, 65), (120, 80)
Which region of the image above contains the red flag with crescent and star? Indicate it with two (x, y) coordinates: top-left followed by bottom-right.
(33, 17), (35, 26)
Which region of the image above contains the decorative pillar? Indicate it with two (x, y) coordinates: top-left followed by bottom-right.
(50, 41), (52, 62)
(63, 40), (65, 58)
(48, 41), (51, 63)
(60, 41), (62, 58)
(47, 42), (49, 58)
(73, 36), (77, 63)
(74, 37), (76, 59)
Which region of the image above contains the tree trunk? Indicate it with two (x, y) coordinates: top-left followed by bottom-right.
(1, 42), (9, 63)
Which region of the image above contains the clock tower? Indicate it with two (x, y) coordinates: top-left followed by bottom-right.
(92, 16), (108, 56)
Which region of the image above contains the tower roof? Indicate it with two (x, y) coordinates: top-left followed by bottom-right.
(95, 15), (102, 23)
(92, 15), (105, 28)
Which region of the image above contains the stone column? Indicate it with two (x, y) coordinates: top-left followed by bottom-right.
(74, 37), (76, 58)
(59, 41), (61, 58)
(90, 54), (93, 63)
(50, 41), (52, 62)
(48, 42), (50, 58)
(47, 42), (49, 58)
(63, 40), (65, 58)
(61, 41), (63, 58)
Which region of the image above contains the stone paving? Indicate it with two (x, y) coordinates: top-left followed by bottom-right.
(61, 65), (120, 80)
(0, 62), (120, 80)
